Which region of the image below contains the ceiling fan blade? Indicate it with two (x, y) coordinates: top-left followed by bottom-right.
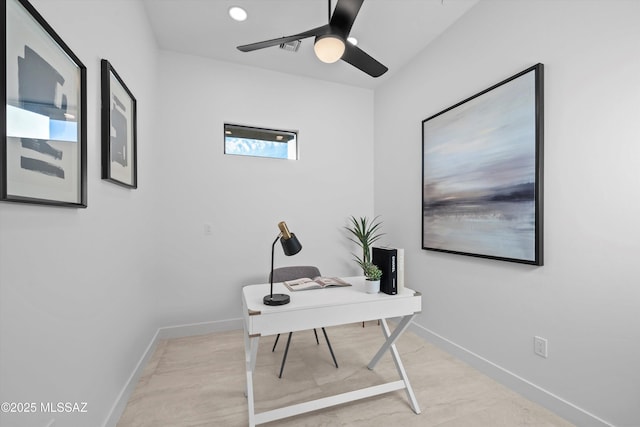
(341, 44), (388, 77)
(237, 25), (330, 52)
(330, 0), (364, 36)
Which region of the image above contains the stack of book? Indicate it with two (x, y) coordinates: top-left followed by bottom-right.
(372, 247), (405, 295)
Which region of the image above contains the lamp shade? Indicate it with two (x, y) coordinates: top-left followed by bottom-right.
(281, 233), (302, 256)
(314, 34), (345, 63)
(264, 221), (302, 306)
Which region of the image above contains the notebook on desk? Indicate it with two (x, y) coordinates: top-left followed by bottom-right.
(283, 276), (351, 291)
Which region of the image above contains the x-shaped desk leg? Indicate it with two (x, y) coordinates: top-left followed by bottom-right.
(368, 315), (421, 414)
(244, 314), (420, 426)
(244, 332), (260, 426)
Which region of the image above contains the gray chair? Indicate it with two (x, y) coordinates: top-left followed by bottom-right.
(270, 266), (338, 378)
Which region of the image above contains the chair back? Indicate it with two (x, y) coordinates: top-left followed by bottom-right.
(271, 266), (321, 282)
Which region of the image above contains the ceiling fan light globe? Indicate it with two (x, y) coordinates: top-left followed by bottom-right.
(314, 35), (345, 63)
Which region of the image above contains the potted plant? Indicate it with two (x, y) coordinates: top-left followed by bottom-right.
(345, 215), (384, 273)
(363, 262), (382, 294)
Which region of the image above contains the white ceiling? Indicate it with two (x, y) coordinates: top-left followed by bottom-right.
(142, 0), (479, 89)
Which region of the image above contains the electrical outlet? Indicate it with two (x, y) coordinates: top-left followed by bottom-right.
(534, 336), (548, 358)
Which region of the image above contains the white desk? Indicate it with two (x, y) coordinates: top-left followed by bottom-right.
(242, 276), (422, 426)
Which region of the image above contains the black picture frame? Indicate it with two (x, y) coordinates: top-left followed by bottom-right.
(422, 64), (544, 265)
(101, 59), (137, 188)
(2, 0), (87, 207)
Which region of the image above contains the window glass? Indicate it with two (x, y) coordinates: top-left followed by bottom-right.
(224, 124), (297, 160)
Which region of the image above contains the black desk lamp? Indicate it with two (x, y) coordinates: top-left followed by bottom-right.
(264, 221), (302, 306)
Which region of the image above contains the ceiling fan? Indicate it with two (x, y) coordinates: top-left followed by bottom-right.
(236, 0), (388, 78)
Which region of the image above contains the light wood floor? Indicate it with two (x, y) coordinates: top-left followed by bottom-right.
(117, 322), (574, 426)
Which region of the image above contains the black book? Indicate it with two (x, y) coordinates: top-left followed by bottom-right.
(372, 247), (397, 295)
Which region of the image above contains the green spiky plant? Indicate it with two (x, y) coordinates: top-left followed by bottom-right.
(362, 262), (382, 281)
(345, 215), (384, 273)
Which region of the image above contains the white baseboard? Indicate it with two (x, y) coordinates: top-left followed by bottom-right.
(157, 318), (243, 339)
(101, 328), (161, 427)
(409, 322), (613, 427)
(102, 317), (243, 427)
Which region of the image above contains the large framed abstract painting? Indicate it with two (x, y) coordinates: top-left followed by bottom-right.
(101, 59), (137, 188)
(422, 64), (544, 265)
(2, 0), (87, 207)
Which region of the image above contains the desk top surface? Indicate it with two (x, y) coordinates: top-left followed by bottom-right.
(242, 276), (419, 315)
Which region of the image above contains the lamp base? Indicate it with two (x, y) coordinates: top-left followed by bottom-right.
(263, 293), (290, 306)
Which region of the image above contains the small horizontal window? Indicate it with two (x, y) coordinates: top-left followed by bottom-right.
(224, 124), (297, 160)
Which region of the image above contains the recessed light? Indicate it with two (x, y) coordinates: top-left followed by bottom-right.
(229, 6), (247, 22)
(347, 36), (358, 46)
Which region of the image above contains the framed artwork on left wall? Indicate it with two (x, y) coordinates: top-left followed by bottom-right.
(101, 59), (137, 188)
(2, 0), (87, 207)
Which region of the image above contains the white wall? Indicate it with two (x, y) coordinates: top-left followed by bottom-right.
(0, 3), (374, 425)
(153, 51), (374, 326)
(374, 1), (640, 426)
(0, 1), (159, 426)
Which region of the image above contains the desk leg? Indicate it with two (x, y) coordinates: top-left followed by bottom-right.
(367, 314), (414, 369)
(367, 316), (421, 414)
(244, 331), (260, 427)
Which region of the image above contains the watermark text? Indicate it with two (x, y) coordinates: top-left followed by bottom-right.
(1, 401), (88, 413)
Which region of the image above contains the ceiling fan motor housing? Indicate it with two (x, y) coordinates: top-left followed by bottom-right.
(279, 40), (301, 52)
